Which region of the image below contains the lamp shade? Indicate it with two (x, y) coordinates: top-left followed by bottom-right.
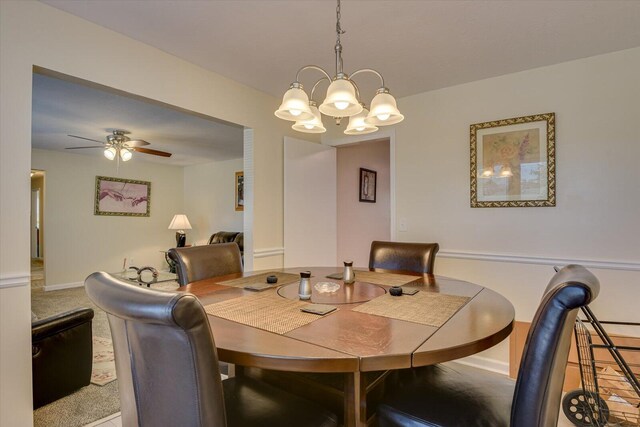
(292, 104), (326, 133)
(275, 86), (314, 121)
(168, 214), (192, 231)
(365, 90), (404, 126)
(104, 146), (117, 160)
(344, 106), (378, 135)
(319, 78), (362, 117)
(120, 148), (133, 162)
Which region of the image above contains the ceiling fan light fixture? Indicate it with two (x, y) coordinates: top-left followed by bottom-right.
(345, 104), (378, 135)
(120, 147), (133, 162)
(365, 89), (404, 126)
(104, 146), (117, 160)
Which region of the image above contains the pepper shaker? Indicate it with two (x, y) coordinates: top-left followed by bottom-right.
(298, 271), (312, 300)
(343, 261), (355, 284)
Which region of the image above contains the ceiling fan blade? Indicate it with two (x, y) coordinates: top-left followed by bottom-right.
(133, 147), (172, 157)
(68, 134), (105, 144)
(65, 146), (105, 150)
(125, 139), (150, 147)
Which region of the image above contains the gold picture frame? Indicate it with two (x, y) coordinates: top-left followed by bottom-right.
(470, 112), (555, 208)
(95, 176), (151, 216)
(235, 171), (244, 211)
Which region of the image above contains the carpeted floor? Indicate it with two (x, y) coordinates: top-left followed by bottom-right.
(31, 278), (179, 427)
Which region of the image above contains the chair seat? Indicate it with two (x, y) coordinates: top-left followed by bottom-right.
(378, 362), (514, 427)
(223, 376), (338, 427)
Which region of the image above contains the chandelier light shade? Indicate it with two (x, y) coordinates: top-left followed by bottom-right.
(292, 102), (327, 133)
(365, 89), (405, 126)
(345, 104), (378, 135)
(274, 84), (315, 121)
(275, 0), (403, 136)
(120, 147), (133, 162)
(319, 78), (362, 117)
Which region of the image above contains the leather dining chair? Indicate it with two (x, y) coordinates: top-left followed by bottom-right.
(169, 242), (243, 286)
(376, 264), (600, 427)
(84, 272), (338, 427)
(369, 241), (440, 274)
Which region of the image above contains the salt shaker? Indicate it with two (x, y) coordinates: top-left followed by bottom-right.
(343, 261), (355, 284)
(298, 271), (312, 300)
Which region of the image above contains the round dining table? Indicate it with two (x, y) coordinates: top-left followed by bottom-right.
(178, 267), (515, 427)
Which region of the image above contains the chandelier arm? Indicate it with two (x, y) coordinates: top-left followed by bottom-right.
(349, 68), (386, 88)
(310, 77), (330, 103)
(295, 65), (332, 85)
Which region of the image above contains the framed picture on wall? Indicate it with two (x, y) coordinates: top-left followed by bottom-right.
(359, 168), (377, 203)
(95, 176), (151, 216)
(235, 171), (244, 211)
(470, 112), (555, 208)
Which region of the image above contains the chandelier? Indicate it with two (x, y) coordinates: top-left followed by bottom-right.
(275, 0), (404, 135)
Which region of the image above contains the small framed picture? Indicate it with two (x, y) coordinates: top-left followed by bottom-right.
(235, 171), (244, 211)
(359, 168), (377, 203)
(95, 176), (150, 216)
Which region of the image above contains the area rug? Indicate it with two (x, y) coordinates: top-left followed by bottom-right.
(91, 337), (116, 386)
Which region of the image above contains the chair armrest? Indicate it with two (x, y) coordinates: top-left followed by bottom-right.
(32, 308), (94, 343)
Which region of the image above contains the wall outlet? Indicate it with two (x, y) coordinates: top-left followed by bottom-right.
(398, 218), (408, 232)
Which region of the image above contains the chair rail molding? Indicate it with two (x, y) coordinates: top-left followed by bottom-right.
(254, 247), (285, 259)
(0, 273), (30, 289)
(439, 249), (640, 272)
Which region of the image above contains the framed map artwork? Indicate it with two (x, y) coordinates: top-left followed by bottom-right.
(470, 112), (555, 208)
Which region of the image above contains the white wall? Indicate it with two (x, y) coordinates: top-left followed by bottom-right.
(337, 139), (391, 267)
(31, 149), (184, 286)
(391, 47), (640, 366)
(184, 158), (244, 245)
(0, 2), (310, 424)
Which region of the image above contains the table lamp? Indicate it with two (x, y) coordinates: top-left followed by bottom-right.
(168, 214), (192, 247)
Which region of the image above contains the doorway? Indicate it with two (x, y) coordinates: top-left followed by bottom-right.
(31, 170), (45, 289)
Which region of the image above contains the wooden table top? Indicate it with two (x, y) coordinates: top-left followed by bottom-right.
(181, 267), (515, 373)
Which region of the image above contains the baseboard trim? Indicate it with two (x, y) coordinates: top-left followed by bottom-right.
(44, 281), (84, 292)
(455, 355), (510, 376)
(254, 247), (285, 259)
(439, 250), (640, 272)
(0, 274), (30, 289)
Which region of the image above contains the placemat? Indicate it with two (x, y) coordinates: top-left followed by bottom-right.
(353, 270), (420, 287)
(204, 291), (330, 334)
(217, 271), (299, 288)
(353, 292), (470, 327)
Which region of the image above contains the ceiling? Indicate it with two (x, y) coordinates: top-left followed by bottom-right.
(33, 1), (640, 165)
(41, 0), (640, 105)
(32, 73), (244, 166)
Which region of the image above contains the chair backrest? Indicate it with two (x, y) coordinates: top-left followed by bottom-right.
(85, 272), (226, 427)
(511, 264), (600, 426)
(368, 241), (440, 274)
(169, 243), (243, 286)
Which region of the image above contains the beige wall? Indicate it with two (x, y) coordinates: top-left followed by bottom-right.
(184, 158), (244, 245)
(0, 2), (305, 424)
(31, 149), (184, 286)
(337, 139), (391, 267)
(390, 47), (640, 366)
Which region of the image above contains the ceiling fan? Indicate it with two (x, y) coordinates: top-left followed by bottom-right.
(65, 129), (172, 162)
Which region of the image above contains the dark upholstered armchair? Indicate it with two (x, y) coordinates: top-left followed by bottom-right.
(32, 307), (94, 408)
(377, 264), (600, 427)
(369, 241), (440, 274)
(84, 272), (338, 427)
(168, 242), (243, 286)
(208, 231), (244, 255)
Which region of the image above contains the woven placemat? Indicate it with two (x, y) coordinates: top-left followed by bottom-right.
(204, 291), (329, 334)
(353, 292), (470, 327)
(353, 270), (420, 287)
(217, 271), (299, 288)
